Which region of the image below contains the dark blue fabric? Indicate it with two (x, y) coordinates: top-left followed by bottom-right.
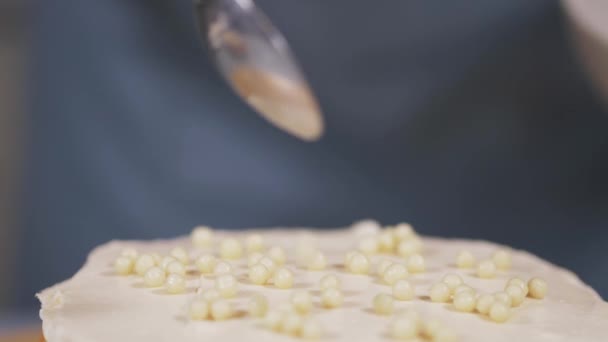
(17, 0), (608, 307)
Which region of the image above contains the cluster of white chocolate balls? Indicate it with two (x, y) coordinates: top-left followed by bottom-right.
(189, 289), (233, 321)
(345, 223), (426, 280)
(112, 226), (354, 339)
(246, 243), (295, 289)
(112, 222), (551, 341)
(389, 311), (457, 341)
(113, 227), (301, 297)
(347, 225), (424, 312)
(348, 225), (548, 333)
(114, 246), (192, 294)
(262, 303), (323, 339)
(349, 224), (463, 340)
(354, 223), (423, 257)
(251, 274), (344, 338)
(258, 274), (345, 339)
(454, 248), (513, 279)
(428, 272), (547, 323)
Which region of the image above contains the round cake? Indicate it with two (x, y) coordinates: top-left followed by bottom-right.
(37, 221), (608, 341)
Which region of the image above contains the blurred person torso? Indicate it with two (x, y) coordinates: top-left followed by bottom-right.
(18, 0), (608, 307)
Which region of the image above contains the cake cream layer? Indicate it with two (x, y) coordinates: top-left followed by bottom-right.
(38, 227), (608, 342)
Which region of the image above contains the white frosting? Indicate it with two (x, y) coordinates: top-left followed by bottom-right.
(38, 225), (608, 342)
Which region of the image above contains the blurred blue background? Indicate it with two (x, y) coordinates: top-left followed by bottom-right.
(1, 0), (608, 332)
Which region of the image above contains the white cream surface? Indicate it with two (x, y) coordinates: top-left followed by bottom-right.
(38, 226), (608, 342)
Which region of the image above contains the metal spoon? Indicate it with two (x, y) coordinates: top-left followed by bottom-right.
(194, 0), (324, 141)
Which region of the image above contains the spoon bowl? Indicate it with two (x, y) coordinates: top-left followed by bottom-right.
(194, 0), (324, 141)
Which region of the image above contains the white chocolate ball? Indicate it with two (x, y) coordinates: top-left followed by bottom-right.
(291, 290), (313, 315)
(134, 254), (156, 276)
(301, 318), (323, 339)
(453, 284), (475, 296)
(215, 274), (238, 298)
(213, 261), (233, 275)
(422, 319), (442, 339)
(320, 274), (341, 290)
(494, 292), (513, 307)
(160, 256), (177, 271)
(475, 294), (495, 314)
(258, 256), (277, 275)
(200, 289), (221, 302)
(274, 267), (294, 289)
(406, 254), (426, 273)
(383, 263), (408, 285)
(268, 246), (287, 266)
(348, 252), (371, 274)
(248, 294), (268, 318)
(392, 280), (415, 301)
(505, 284), (526, 307)
(210, 300), (233, 321)
(507, 277), (529, 296)
(189, 298), (210, 320)
(376, 259), (393, 276)
(114, 256), (134, 275)
(373, 293), (395, 315)
(191, 226), (213, 248)
(143, 266), (166, 288)
(195, 254), (217, 274)
(281, 312), (303, 336)
(245, 233), (265, 253)
(357, 236), (379, 255)
(307, 251), (327, 271)
(353, 220), (381, 237)
(389, 315), (419, 340)
(492, 249), (512, 270)
(453, 291), (476, 312)
(321, 288), (343, 308)
(121, 248), (138, 260)
(170, 247), (190, 265)
(165, 273), (187, 294)
(392, 223), (415, 242)
(247, 252), (264, 268)
(263, 310), (283, 331)
(528, 277), (548, 299)
(397, 238), (423, 257)
(456, 250), (476, 269)
(249, 263), (271, 285)
(166, 260), (187, 276)
(441, 274), (463, 292)
(151, 253), (163, 265)
(430, 283), (451, 303)
(344, 251), (357, 267)
(489, 302), (510, 323)
(378, 231), (396, 253)
(219, 238), (243, 260)
(477, 260), (497, 279)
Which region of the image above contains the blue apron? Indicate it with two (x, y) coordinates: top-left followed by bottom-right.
(17, 0), (608, 307)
